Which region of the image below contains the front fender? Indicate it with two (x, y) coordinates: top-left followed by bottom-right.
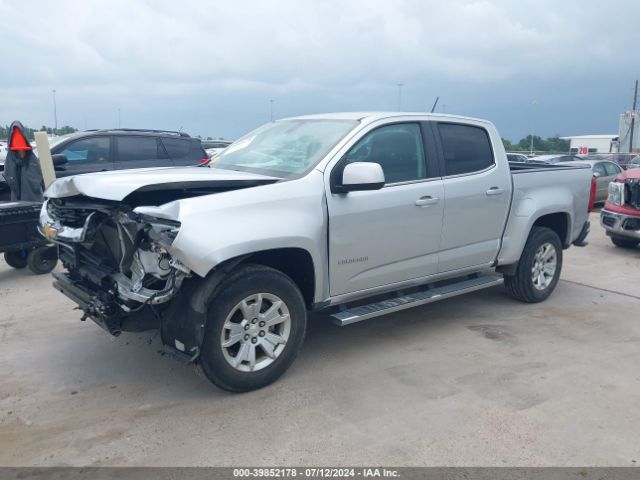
(167, 171), (329, 303)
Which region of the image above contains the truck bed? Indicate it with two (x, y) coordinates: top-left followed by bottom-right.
(508, 161), (592, 173)
(497, 161), (593, 266)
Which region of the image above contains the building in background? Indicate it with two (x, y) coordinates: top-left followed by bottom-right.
(561, 134), (618, 154)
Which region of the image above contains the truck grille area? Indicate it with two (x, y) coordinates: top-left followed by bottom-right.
(627, 179), (640, 210)
(47, 199), (96, 228)
(602, 215), (616, 228)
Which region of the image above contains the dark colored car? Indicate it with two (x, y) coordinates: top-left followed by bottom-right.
(1, 128), (208, 199)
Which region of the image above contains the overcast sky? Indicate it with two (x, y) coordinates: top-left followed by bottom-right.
(1, 0), (638, 141)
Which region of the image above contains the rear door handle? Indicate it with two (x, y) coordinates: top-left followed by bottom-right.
(415, 196), (440, 206)
(486, 187), (505, 196)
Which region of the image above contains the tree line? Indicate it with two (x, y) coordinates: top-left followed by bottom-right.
(0, 125), (78, 141)
(502, 135), (570, 153)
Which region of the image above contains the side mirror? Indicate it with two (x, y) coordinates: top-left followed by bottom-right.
(339, 162), (385, 192)
(52, 154), (68, 166)
(593, 172), (601, 178)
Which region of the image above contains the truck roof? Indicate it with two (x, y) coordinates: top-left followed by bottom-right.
(287, 111), (492, 125)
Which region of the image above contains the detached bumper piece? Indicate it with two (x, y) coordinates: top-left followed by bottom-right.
(52, 271), (124, 336)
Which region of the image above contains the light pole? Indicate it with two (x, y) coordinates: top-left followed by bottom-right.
(269, 99), (274, 122)
(52, 89), (58, 132)
(530, 100), (539, 155)
(118, 108), (121, 128)
(397, 83), (404, 111)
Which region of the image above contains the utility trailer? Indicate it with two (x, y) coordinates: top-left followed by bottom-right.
(0, 201), (57, 274)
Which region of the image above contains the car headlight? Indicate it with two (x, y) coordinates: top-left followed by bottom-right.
(607, 182), (625, 206)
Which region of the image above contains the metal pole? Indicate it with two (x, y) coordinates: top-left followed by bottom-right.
(530, 100), (538, 155)
(118, 108), (121, 128)
(269, 99), (274, 122)
(397, 83), (404, 111)
(629, 80), (638, 153)
(52, 89), (58, 132)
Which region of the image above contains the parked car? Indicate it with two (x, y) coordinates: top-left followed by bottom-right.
(0, 141), (7, 161)
(600, 167), (640, 249)
(528, 154), (582, 164)
(202, 140), (232, 159)
(40, 112), (592, 392)
(0, 129), (208, 199)
(573, 159), (623, 204)
(583, 153), (638, 170)
(506, 152), (528, 162)
(626, 155), (640, 169)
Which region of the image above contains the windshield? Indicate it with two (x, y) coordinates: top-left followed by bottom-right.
(212, 119), (358, 177)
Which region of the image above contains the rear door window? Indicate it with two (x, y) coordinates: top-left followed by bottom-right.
(438, 123), (494, 175)
(116, 136), (164, 162)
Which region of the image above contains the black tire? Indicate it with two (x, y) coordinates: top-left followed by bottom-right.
(3, 250), (28, 269)
(198, 264), (307, 393)
(26, 246), (58, 275)
(610, 235), (639, 249)
(504, 227), (563, 303)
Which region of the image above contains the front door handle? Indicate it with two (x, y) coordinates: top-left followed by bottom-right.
(486, 187), (505, 196)
(415, 196), (440, 207)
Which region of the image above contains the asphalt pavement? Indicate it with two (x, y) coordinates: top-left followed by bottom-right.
(1, 211), (639, 466)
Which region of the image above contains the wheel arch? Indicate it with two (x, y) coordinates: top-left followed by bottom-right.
(231, 247), (316, 308)
(497, 207), (573, 269)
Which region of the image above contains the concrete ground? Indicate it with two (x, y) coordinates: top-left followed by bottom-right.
(0, 211), (639, 467)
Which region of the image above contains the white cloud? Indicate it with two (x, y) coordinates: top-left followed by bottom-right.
(1, 0), (638, 138)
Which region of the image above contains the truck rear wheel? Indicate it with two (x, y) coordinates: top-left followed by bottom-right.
(4, 250), (28, 269)
(610, 235), (639, 249)
(198, 264), (307, 392)
(504, 226), (563, 303)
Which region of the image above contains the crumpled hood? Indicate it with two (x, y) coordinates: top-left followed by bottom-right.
(44, 166), (280, 202)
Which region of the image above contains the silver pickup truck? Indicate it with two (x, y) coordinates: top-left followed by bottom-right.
(40, 113), (592, 392)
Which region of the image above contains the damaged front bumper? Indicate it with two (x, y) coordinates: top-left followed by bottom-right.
(601, 209), (640, 239)
(40, 199), (191, 332)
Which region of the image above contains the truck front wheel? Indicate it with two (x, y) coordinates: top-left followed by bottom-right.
(198, 264), (307, 392)
(504, 227), (563, 303)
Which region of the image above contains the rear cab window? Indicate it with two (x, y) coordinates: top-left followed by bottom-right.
(437, 123), (494, 176)
(161, 137), (192, 159)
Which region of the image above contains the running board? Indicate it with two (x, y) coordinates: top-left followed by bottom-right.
(330, 273), (504, 326)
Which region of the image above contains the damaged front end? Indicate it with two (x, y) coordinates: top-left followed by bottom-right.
(40, 196), (190, 337)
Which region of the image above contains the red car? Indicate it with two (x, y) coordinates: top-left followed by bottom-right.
(600, 167), (640, 248)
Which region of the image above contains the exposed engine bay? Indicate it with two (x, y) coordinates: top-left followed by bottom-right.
(41, 196), (190, 335)
(627, 178), (640, 210)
